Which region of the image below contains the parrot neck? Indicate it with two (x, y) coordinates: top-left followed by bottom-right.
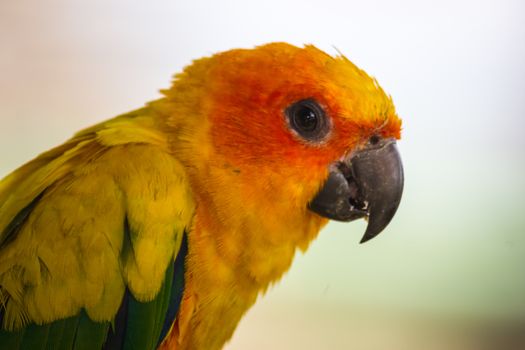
(172, 165), (327, 349)
(172, 198), (326, 349)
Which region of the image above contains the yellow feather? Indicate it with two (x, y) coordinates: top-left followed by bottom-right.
(0, 108), (195, 330)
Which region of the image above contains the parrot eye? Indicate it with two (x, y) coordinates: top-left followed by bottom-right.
(286, 99), (330, 142)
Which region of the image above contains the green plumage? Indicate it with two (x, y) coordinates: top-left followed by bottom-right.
(20, 322), (50, 350)
(0, 260), (181, 349)
(74, 312), (110, 350)
(0, 311), (108, 350)
(123, 262), (174, 350)
(45, 317), (70, 349)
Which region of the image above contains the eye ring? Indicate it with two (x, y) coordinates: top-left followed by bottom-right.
(285, 99), (330, 143)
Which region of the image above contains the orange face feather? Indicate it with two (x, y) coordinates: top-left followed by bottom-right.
(207, 43), (400, 163)
(161, 43), (401, 220)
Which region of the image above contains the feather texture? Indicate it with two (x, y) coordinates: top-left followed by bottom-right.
(0, 109), (194, 348)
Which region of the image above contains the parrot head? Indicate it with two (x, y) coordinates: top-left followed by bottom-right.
(162, 43), (403, 245)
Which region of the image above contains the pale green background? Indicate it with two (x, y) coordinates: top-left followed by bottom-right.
(1, 1), (524, 349)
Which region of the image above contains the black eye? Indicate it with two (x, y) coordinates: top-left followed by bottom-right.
(369, 134), (380, 145)
(286, 99), (330, 142)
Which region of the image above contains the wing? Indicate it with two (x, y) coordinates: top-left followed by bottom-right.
(0, 110), (195, 349)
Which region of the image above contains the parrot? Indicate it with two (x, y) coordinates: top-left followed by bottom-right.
(0, 43), (404, 349)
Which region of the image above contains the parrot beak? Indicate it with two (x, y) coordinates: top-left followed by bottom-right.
(308, 138), (404, 243)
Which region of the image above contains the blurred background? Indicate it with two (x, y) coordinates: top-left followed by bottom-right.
(1, 0), (524, 349)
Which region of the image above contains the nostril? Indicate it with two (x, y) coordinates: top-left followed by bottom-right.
(336, 161), (352, 180)
(369, 134), (380, 145)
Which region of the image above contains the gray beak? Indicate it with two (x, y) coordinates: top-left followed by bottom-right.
(308, 138), (404, 243)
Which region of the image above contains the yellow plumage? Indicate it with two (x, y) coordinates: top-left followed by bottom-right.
(0, 110), (194, 330)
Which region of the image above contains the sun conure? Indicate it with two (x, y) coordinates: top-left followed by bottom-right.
(0, 43), (404, 349)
